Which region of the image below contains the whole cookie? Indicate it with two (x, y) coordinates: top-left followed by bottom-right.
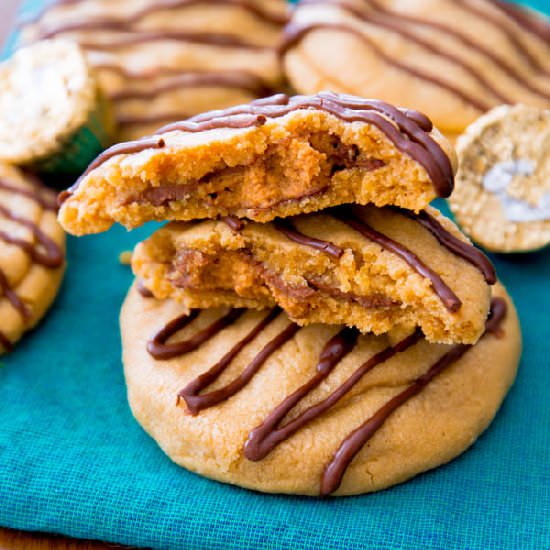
(0, 164), (66, 353)
(282, 0), (550, 139)
(449, 104), (550, 253)
(20, 0), (288, 141)
(121, 282), (520, 496)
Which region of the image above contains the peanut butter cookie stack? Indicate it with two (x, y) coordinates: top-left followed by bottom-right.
(58, 92), (521, 496)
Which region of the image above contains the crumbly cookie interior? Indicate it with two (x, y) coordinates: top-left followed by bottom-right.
(59, 109), (451, 235)
(133, 205), (491, 344)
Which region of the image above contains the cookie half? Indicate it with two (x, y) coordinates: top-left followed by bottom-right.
(282, 0), (550, 138)
(449, 104), (550, 253)
(0, 164), (66, 353)
(20, 0), (288, 141)
(121, 282), (520, 496)
(58, 92), (455, 235)
(133, 204), (495, 344)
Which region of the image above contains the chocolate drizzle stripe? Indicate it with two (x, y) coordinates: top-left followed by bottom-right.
(299, 0), (550, 102)
(116, 112), (193, 127)
(280, 23), (490, 112)
(273, 219), (344, 259)
(455, 0), (550, 75)
(244, 327), (421, 462)
(60, 92), (453, 204)
(333, 206), (462, 312)
(0, 268), (32, 323)
(24, 0), (287, 30)
(137, 280), (154, 298)
(147, 308), (245, 360)
(397, 208), (496, 285)
(77, 32), (272, 52)
(0, 176), (65, 344)
(108, 71), (274, 102)
(58, 137), (166, 205)
(0, 205), (64, 268)
(488, 0), (550, 43)
(321, 296), (507, 495)
(179, 308), (299, 414)
(0, 179), (57, 211)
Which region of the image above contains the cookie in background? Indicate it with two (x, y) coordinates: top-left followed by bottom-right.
(0, 164), (66, 354)
(19, 0), (289, 141)
(450, 104), (550, 253)
(281, 0), (550, 140)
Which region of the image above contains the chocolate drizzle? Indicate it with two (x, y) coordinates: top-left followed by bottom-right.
(0, 176), (64, 350)
(332, 206), (462, 312)
(244, 326), (360, 460)
(0, 178), (57, 211)
(78, 31), (271, 52)
(396, 208), (496, 285)
(0, 269), (32, 323)
(321, 296), (507, 495)
(273, 219), (344, 259)
(179, 308), (299, 414)
(58, 137), (165, 205)
(245, 327), (421, 464)
(108, 71), (275, 102)
(0, 205), (64, 268)
(147, 308), (244, 360)
(482, 0), (550, 44)
(454, 0), (549, 76)
(61, 92), (453, 203)
(137, 280), (154, 298)
(25, 0), (288, 30)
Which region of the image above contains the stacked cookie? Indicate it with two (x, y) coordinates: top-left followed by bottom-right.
(58, 92), (521, 496)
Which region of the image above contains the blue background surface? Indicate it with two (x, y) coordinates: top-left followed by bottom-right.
(1, 2), (549, 549)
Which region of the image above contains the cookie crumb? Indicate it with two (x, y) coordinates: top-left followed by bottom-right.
(119, 251), (133, 265)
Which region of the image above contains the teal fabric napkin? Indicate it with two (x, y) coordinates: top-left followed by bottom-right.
(1, 2), (549, 548)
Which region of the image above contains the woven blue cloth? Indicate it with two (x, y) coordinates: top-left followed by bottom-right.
(1, 2), (549, 548)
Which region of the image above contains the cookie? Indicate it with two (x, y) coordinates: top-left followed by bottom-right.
(282, 0), (550, 139)
(132, 204), (495, 344)
(449, 104), (550, 253)
(0, 164), (66, 354)
(20, 0), (288, 141)
(121, 281), (520, 496)
(58, 92), (456, 235)
(0, 39), (114, 175)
